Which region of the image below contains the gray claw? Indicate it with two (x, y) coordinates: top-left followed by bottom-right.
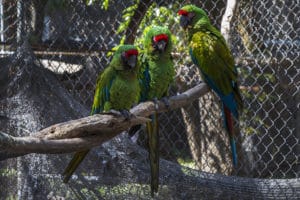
(108, 109), (121, 115)
(161, 97), (170, 109)
(153, 97), (159, 110)
(120, 109), (132, 120)
(109, 109), (133, 120)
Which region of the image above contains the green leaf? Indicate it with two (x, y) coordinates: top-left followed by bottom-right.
(102, 0), (110, 10)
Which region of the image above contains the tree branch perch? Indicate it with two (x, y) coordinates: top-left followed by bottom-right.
(0, 83), (209, 158)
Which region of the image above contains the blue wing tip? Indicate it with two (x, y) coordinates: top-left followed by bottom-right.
(230, 138), (238, 167)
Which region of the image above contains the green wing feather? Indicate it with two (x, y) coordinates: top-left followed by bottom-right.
(63, 45), (140, 183)
(138, 26), (175, 196)
(181, 4), (243, 110)
(62, 66), (116, 183)
(141, 26), (175, 100)
(191, 31), (235, 94)
(190, 25), (242, 110)
(91, 66), (116, 114)
(179, 5), (243, 166)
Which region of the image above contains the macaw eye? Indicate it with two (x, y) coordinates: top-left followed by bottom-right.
(187, 12), (195, 19)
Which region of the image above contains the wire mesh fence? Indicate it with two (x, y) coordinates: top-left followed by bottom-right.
(0, 0), (299, 199)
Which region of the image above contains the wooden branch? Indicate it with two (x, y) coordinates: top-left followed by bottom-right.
(0, 115), (149, 155)
(0, 83), (209, 158)
(131, 82), (209, 116)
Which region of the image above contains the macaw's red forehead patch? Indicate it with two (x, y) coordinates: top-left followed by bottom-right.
(178, 9), (188, 16)
(124, 49), (138, 58)
(153, 34), (169, 43)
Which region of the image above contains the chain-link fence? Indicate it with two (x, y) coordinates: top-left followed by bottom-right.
(0, 0), (299, 199)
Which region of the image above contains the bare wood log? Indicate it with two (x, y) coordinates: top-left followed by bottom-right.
(0, 82), (209, 157)
(34, 114), (148, 139)
(130, 82), (209, 116)
(0, 115), (149, 154)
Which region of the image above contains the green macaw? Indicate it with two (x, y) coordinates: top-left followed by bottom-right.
(138, 26), (175, 196)
(178, 5), (243, 166)
(62, 45), (140, 183)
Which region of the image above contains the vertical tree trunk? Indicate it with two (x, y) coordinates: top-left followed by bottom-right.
(180, 100), (202, 166)
(124, 0), (152, 44)
(30, 0), (47, 44)
(181, 93), (235, 174)
(177, 64), (233, 175)
(221, 0), (237, 42)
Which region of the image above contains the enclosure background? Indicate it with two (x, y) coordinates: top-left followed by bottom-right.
(0, 0), (299, 199)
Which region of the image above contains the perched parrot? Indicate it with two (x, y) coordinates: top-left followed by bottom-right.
(62, 45), (140, 183)
(178, 5), (243, 167)
(132, 26), (175, 196)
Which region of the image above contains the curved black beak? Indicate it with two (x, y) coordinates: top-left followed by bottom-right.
(127, 55), (137, 69)
(156, 40), (167, 52)
(180, 15), (190, 29)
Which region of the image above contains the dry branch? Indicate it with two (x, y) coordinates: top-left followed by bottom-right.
(0, 115), (149, 154)
(0, 83), (209, 158)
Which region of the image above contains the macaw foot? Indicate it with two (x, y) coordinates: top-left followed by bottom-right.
(152, 97), (159, 110)
(109, 109), (133, 120)
(152, 97), (170, 110)
(161, 97), (170, 110)
(120, 109), (133, 120)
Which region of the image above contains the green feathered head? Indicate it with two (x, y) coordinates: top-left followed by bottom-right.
(143, 26), (173, 55)
(178, 4), (210, 29)
(110, 44), (139, 71)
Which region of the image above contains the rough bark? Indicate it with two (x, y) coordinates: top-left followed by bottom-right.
(0, 82), (209, 158)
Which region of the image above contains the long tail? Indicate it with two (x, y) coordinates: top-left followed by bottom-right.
(147, 113), (159, 197)
(62, 150), (90, 183)
(223, 105), (238, 167)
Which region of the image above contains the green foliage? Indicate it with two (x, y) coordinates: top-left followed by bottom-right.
(106, 45), (119, 57)
(95, 184), (150, 197)
(102, 0), (110, 10)
(263, 73), (276, 83)
(4, 195), (17, 200)
(116, 0), (139, 44)
(134, 3), (181, 48)
(239, 67), (278, 136)
(177, 158), (197, 170)
(114, 1), (184, 50)
(83, 0), (110, 10)
(100, 1), (190, 66)
(0, 168), (17, 177)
